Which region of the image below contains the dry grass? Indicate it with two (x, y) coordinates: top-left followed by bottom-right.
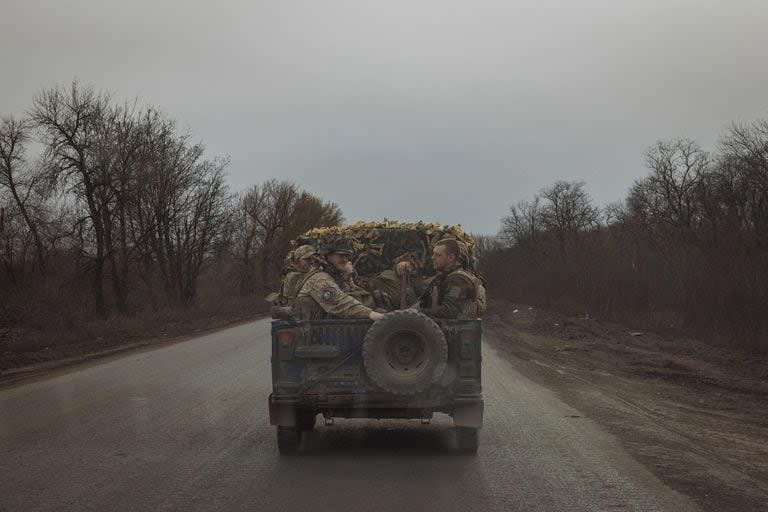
(0, 268), (270, 374)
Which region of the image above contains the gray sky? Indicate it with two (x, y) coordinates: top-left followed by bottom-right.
(2, 0), (767, 234)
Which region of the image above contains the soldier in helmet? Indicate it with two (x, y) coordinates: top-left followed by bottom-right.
(268, 244), (319, 318)
(395, 238), (484, 319)
(292, 236), (384, 321)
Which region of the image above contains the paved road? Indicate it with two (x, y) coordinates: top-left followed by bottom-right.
(0, 319), (698, 511)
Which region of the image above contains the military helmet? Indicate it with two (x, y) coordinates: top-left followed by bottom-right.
(293, 244), (317, 261)
(319, 235), (354, 256)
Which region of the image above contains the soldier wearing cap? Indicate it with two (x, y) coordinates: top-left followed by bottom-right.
(268, 245), (319, 318)
(292, 237), (384, 321)
(282, 244), (318, 296)
(395, 238), (484, 319)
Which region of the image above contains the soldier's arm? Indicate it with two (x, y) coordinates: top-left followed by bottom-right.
(393, 259), (433, 299)
(423, 273), (475, 319)
(304, 273), (374, 319)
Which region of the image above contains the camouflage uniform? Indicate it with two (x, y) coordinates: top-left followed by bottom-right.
(292, 266), (373, 320)
(279, 245), (317, 300)
(418, 264), (480, 319)
(366, 269), (407, 310)
(268, 245), (318, 319)
(292, 237), (375, 320)
(280, 271), (310, 303)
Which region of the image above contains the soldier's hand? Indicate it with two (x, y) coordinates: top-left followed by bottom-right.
(395, 261), (413, 276)
(369, 311), (385, 321)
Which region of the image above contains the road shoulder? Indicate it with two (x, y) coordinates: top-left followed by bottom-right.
(485, 299), (768, 512)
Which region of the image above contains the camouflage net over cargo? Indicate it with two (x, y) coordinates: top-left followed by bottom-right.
(294, 220), (477, 281)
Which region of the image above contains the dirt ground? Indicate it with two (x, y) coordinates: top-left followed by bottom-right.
(485, 298), (768, 512)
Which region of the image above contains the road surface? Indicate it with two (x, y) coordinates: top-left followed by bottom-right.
(0, 319), (697, 511)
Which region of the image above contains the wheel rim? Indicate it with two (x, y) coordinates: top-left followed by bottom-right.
(362, 310), (448, 395)
(383, 329), (431, 376)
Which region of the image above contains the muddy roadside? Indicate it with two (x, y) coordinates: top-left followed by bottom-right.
(485, 298), (768, 512)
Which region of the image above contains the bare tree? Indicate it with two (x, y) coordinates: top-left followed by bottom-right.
(30, 82), (111, 315)
(0, 198), (29, 283)
(0, 116), (47, 270)
(244, 180), (298, 290)
(603, 201), (627, 226)
(284, 191), (343, 244)
(539, 180), (600, 253)
(138, 124), (231, 305)
(124, 108), (177, 308)
(500, 197), (541, 246)
(628, 139), (709, 233)
(231, 192), (260, 295)
(718, 119), (768, 240)
(232, 180), (343, 293)
(472, 233), (504, 276)
(152, 159), (230, 305)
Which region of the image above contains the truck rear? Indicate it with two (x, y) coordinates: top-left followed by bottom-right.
(268, 311), (484, 454)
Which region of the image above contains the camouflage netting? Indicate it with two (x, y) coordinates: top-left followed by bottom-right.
(293, 220), (477, 280)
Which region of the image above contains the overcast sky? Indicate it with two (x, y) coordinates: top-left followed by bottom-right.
(2, 0), (767, 234)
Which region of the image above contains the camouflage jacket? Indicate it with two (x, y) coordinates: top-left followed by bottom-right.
(292, 266), (373, 320)
(281, 270), (310, 303)
(418, 266), (481, 319)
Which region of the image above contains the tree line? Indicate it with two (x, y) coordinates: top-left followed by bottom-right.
(480, 116), (768, 349)
(5, 81), (765, 351)
(0, 82), (341, 332)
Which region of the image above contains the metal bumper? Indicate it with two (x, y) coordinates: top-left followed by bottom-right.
(270, 393), (484, 428)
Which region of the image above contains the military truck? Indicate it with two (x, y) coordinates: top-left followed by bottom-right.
(267, 222), (484, 454)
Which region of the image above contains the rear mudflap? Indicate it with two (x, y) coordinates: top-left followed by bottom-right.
(268, 394), (298, 427)
(453, 398), (484, 428)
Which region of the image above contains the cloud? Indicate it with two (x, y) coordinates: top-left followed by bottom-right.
(2, 0), (767, 233)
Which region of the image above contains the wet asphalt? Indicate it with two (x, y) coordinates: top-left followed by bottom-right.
(0, 318), (698, 512)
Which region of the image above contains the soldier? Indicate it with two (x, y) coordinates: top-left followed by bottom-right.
(292, 237), (384, 321)
(268, 245), (319, 318)
(281, 244), (318, 297)
(366, 255), (418, 310)
(395, 238), (484, 319)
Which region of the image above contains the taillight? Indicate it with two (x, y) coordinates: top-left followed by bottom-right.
(460, 330), (476, 359)
(278, 331), (295, 361)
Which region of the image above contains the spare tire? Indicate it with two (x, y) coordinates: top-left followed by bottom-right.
(362, 310), (447, 395)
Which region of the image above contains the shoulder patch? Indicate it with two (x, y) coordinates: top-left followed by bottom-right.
(321, 288), (336, 302)
(445, 285), (463, 299)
